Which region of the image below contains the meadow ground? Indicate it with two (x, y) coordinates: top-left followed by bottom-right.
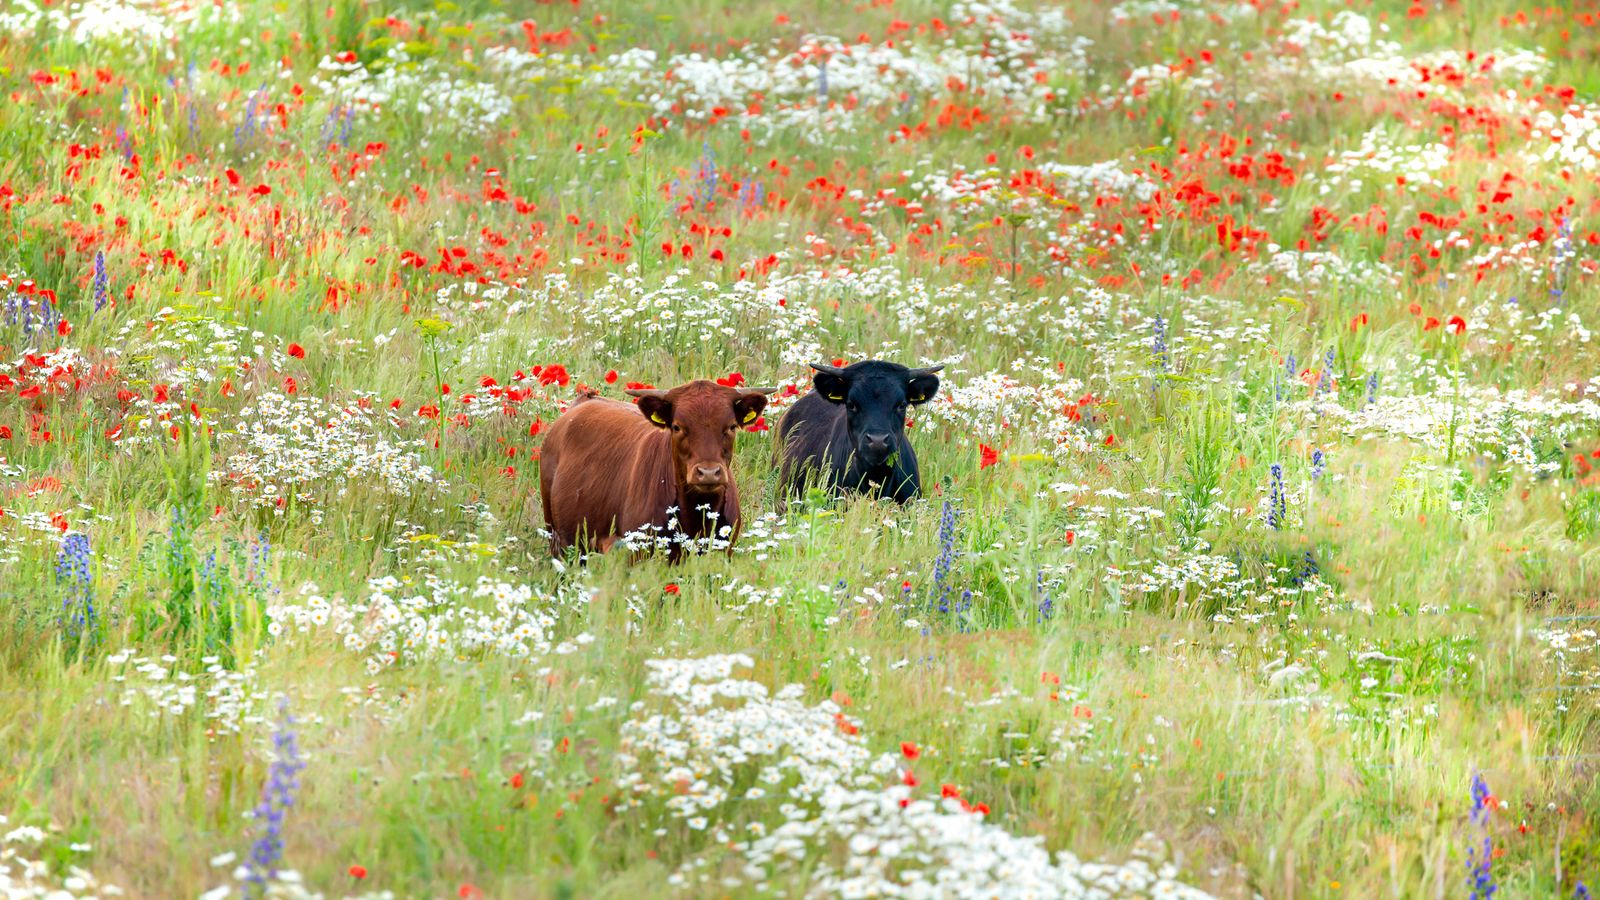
(1, 0), (1599, 897)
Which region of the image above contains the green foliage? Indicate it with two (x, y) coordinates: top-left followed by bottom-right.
(1566, 490), (1600, 542)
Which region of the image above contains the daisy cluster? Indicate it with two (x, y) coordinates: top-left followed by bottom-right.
(0, 0), (177, 49)
(211, 391), (437, 517)
(581, 3), (1090, 138)
(1532, 622), (1600, 684)
(1530, 102), (1600, 173)
(1, 815), (119, 899)
(1313, 127), (1454, 197)
(1300, 385), (1600, 475)
(106, 650), (270, 736)
(921, 362), (1100, 463)
(615, 654), (1212, 898)
(521, 267), (827, 370)
(267, 576), (594, 673)
(112, 309), (290, 391)
(1103, 553), (1340, 624)
(312, 48), (515, 134)
(1278, 11), (1549, 100)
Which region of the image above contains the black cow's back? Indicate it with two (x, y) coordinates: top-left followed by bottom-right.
(776, 391), (848, 497)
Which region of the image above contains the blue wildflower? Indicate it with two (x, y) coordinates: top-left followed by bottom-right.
(243, 697), (307, 897)
(1267, 463), (1286, 530)
(1152, 315), (1170, 375)
(55, 533), (95, 638)
(932, 500), (959, 615)
(1466, 772), (1497, 899)
(92, 251), (109, 314)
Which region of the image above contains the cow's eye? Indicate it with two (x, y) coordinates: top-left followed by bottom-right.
(671, 424), (682, 434)
(847, 402), (859, 413)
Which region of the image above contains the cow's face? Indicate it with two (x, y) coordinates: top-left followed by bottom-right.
(629, 382), (772, 502)
(811, 361), (942, 470)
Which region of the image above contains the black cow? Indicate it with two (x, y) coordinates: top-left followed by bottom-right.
(776, 360), (942, 504)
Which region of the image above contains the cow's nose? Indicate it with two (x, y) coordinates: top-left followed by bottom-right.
(865, 433), (892, 450)
(693, 464), (725, 483)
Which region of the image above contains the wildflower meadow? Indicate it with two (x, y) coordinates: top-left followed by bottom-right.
(3, 0), (1600, 896)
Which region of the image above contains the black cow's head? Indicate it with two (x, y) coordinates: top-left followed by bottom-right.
(810, 360), (942, 470)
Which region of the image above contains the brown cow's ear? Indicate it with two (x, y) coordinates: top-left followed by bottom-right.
(635, 395), (673, 428)
(732, 391), (768, 425)
(812, 371), (850, 404)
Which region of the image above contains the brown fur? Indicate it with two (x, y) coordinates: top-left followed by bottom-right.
(538, 380), (770, 560)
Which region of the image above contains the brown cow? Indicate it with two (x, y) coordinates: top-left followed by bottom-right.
(539, 380), (774, 560)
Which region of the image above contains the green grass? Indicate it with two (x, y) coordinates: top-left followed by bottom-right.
(2, 0), (1600, 897)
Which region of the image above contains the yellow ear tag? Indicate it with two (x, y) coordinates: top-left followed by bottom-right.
(908, 393), (925, 403)
(826, 393), (844, 401)
(649, 412), (667, 425)
(742, 409), (758, 424)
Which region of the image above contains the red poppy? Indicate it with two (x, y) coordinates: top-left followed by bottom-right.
(900, 742), (919, 760)
(1446, 315), (1467, 335)
(979, 444), (999, 469)
(348, 866), (367, 879)
(288, 343), (306, 359)
(604, 370), (618, 384)
(664, 583), (680, 595)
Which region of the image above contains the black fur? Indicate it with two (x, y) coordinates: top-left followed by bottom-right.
(776, 360), (941, 504)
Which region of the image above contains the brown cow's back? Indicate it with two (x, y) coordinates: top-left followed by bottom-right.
(540, 398), (672, 554)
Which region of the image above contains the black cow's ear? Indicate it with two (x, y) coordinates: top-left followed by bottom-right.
(906, 367), (942, 405)
(732, 390), (768, 426)
(812, 371), (850, 404)
(635, 395), (673, 428)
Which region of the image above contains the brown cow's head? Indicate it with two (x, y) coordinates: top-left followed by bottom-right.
(626, 381), (774, 503)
